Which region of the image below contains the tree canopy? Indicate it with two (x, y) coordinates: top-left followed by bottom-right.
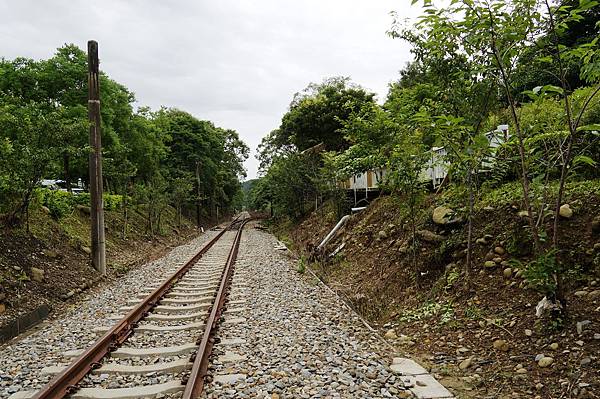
(0, 44), (249, 228)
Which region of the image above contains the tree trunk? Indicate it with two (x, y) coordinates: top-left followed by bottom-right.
(465, 166), (474, 285)
(122, 182), (129, 239)
(63, 152), (72, 193)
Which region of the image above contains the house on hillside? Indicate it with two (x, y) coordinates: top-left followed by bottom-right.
(342, 125), (510, 204)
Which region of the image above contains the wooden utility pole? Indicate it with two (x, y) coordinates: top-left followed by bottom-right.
(195, 161), (202, 227)
(88, 40), (106, 275)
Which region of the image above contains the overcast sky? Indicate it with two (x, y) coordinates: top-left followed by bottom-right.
(0, 0), (421, 179)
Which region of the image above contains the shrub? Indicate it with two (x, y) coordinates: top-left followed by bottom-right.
(104, 194), (123, 211)
(37, 188), (123, 219)
(512, 250), (559, 296)
(43, 190), (73, 219)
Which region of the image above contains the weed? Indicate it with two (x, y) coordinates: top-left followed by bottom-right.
(110, 262), (130, 276)
(521, 250), (560, 296)
(398, 301), (443, 323)
(465, 305), (483, 320)
(445, 268), (461, 290)
(440, 303), (455, 324)
(297, 256), (306, 274)
(18, 271), (30, 282)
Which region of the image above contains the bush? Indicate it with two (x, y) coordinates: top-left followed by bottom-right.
(42, 190), (73, 219)
(104, 194), (123, 211)
(37, 188), (123, 219)
(512, 250), (559, 296)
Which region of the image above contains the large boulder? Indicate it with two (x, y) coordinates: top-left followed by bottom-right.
(559, 204), (573, 218)
(432, 206), (454, 225)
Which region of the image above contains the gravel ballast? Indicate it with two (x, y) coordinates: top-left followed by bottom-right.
(0, 230), (219, 398)
(1, 223), (452, 398)
(203, 225), (417, 398)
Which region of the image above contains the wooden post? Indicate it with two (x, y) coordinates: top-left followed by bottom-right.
(88, 40), (106, 275)
(195, 161), (202, 227)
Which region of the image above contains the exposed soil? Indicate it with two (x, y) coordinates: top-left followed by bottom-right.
(287, 188), (600, 398)
(0, 204), (216, 337)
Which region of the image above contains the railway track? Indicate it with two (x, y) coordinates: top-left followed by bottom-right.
(10, 214), (251, 399)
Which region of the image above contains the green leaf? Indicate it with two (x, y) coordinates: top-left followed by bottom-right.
(541, 85), (564, 95)
(572, 155), (597, 167)
(576, 123), (600, 131)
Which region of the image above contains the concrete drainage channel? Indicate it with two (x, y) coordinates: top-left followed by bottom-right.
(8, 215), (251, 399)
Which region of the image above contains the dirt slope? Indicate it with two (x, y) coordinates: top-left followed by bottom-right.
(0, 204), (207, 340)
(288, 184), (600, 398)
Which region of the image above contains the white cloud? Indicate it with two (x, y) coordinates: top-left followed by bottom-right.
(0, 0), (420, 178)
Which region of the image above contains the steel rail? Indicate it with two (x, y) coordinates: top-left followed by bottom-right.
(182, 217), (251, 398)
(33, 217), (241, 399)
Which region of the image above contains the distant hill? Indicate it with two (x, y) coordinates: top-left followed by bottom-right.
(242, 179), (259, 193)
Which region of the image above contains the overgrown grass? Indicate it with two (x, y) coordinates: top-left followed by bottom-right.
(477, 178), (600, 208)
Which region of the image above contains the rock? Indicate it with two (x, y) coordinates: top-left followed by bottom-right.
(525, 329), (532, 337)
(61, 290), (75, 301)
(41, 205), (50, 214)
(574, 290), (588, 297)
(458, 357), (473, 370)
(42, 249), (58, 258)
(476, 237), (488, 245)
(0, 303), (5, 314)
(378, 230), (388, 240)
(493, 339), (509, 352)
(577, 320), (591, 335)
(503, 268), (513, 278)
(516, 368), (528, 374)
(580, 357), (591, 366)
(31, 267), (45, 282)
(538, 356), (554, 367)
(594, 243), (600, 251)
(536, 383), (544, 390)
(484, 260), (497, 268)
(493, 257), (503, 263)
(494, 246), (506, 255)
(575, 340), (584, 346)
(594, 333), (600, 340)
(81, 246), (91, 254)
(485, 252), (496, 261)
(559, 204), (573, 218)
(518, 210), (530, 219)
(549, 342), (559, 350)
(535, 354), (544, 362)
(433, 206), (453, 225)
(417, 229), (444, 242)
(588, 290), (600, 299)
(384, 329), (397, 340)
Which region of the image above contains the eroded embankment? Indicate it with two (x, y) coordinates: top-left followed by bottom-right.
(286, 184), (600, 398)
(0, 205), (205, 343)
